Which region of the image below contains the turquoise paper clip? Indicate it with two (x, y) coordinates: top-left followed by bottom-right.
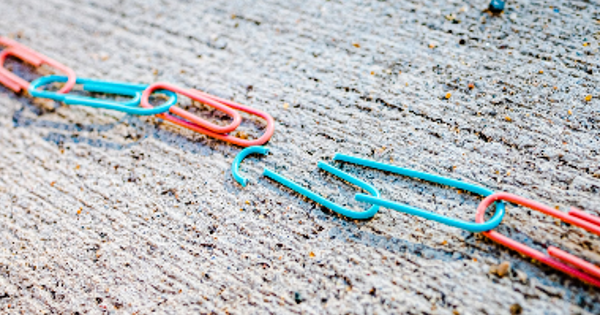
(333, 154), (505, 232)
(264, 162), (381, 219)
(28, 75), (177, 115)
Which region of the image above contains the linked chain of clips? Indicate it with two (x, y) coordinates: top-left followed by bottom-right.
(232, 146), (600, 288)
(1, 37), (599, 290)
(0, 37), (275, 147)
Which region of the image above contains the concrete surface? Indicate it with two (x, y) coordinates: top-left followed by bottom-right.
(0, 0), (599, 314)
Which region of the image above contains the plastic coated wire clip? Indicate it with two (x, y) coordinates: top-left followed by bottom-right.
(476, 192), (600, 287)
(264, 162), (381, 219)
(29, 75), (177, 115)
(0, 37), (76, 94)
(141, 84), (275, 147)
(333, 154), (505, 232)
(140, 82), (242, 134)
(232, 146), (270, 187)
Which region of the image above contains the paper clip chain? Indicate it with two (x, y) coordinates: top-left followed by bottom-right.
(333, 154), (505, 232)
(476, 192), (600, 287)
(1, 39), (275, 146)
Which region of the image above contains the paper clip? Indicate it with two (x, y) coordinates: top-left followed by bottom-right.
(140, 82), (242, 134)
(333, 154), (505, 232)
(232, 146), (270, 187)
(0, 43), (76, 94)
(141, 85), (275, 147)
(476, 192), (600, 287)
(264, 162), (381, 219)
(29, 75), (177, 115)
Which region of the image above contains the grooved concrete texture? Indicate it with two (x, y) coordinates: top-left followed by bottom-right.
(0, 0), (599, 314)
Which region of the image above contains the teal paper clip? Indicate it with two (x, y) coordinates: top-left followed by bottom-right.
(264, 162), (381, 219)
(28, 75), (177, 115)
(333, 154), (505, 232)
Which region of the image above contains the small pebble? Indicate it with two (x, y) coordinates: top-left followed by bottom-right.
(32, 98), (56, 111)
(516, 270), (528, 283)
(236, 131), (249, 139)
(510, 303), (523, 315)
(497, 261), (511, 277)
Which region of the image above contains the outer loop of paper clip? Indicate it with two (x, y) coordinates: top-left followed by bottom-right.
(0, 37), (44, 65)
(232, 146), (270, 187)
(333, 154), (505, 233)
(29, 75), (177, 115)
(264, 162), (381, 219)
(140, 82), (242, 134)
(0, 47), (76, 94)
(476, 192), (600, 287)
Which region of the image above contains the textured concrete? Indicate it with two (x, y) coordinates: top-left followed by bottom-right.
(0, 0), (599, 314)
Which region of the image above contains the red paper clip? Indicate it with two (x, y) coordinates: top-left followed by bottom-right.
(0, 38), (76, 94)
(476, 192), (600, 287)
(141, 82), (242, 134)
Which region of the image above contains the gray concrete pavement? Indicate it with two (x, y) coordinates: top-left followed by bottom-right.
(0, 0), (599, 313)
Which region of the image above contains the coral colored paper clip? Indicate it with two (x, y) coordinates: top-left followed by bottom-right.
(141, 83), (275, 147)
(476, 192), (600, 287)
(0, 41), (76, 94)
(141, 82), (242, 134)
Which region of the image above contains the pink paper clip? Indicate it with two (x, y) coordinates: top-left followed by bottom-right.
(141, 83), (275, 146)
(0, 37), (76, 94)
(476, 192), (600, 287)
(141, 82), (242, 134)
